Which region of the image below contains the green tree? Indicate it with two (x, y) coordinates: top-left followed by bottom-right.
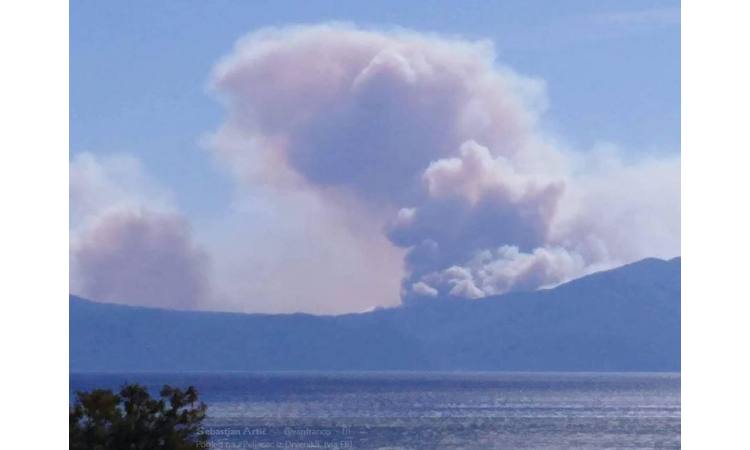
(70, 384), (208, 449)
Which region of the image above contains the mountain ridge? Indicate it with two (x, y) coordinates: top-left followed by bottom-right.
(71, 257), (680, 372)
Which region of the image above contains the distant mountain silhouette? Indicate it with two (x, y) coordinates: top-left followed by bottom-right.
(70, 257), (680, 372)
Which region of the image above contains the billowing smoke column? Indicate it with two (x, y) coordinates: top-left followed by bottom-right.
(210, 24), (680, 303)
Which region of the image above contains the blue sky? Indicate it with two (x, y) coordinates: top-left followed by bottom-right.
(71, 0), (680, 220)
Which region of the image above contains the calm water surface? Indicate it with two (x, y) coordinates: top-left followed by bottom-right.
(70, 372), (680, 449)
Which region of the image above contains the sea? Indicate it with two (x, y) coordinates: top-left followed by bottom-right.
(69, 372), (680, 449)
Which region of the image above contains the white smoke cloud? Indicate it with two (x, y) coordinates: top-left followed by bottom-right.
(210, 24), (556, 202)
(198, 186), (405, 314)
(70, 153), (211, 310)
(419, 246), (589, 299)
(388, 141), (565, 289)
(209, 23), (680, 302)
(71, 208), (210, 309)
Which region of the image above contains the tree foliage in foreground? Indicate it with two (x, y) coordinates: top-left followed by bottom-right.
(70, 383), (207, 450)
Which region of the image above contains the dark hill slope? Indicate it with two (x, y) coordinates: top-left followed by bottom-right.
(70, 257), (680, 371)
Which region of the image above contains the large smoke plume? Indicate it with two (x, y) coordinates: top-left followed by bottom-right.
(209, 24), (679, 303)
(70, 24), (679, 312)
